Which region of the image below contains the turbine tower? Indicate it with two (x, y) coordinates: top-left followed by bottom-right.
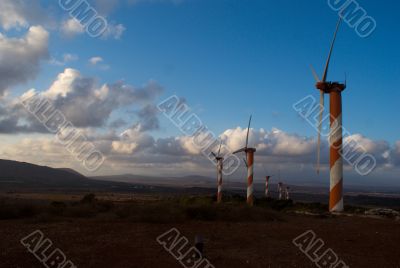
(278, 182), (283, 200)
(265, 176), (272, 198)
(285, 186), (290, 200)
(233, 115), (256, 206)
(211, 142), (224, 204)
(311, 18), (346, 212)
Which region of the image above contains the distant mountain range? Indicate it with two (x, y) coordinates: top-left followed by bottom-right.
(1, 159), (399, 206)
(0, 159), (172, 193)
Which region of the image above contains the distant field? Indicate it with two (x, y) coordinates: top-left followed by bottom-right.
(0, 192), (160, 202)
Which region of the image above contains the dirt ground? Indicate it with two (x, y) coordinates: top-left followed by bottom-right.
(1, 214), (399, 268)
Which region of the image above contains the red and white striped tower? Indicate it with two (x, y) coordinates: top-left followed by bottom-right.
(278, 182), (283, 200)
(216, 157), (223, 204)
(265, 176), (271, 198)
(233, 115), (256, 206)
(329, 86), (344, 211)
(285, 186), (290, 200)
(312, 18), (346, 212)
(212, 142), (224, 204)
(246, 148), (256, 206)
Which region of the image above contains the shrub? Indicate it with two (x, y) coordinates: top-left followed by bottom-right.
(80, 193), (97, 204)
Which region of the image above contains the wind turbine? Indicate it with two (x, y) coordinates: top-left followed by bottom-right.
(211, 141), (224, 204)
(278, 182), (284, 200)
(285, 186), (290, 200)
(233, 115), (256, 206)
(265, 175), (272, 198)
(311, 17), (346, 213)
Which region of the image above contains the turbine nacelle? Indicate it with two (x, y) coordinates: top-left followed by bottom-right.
(316, 81), (346, 93)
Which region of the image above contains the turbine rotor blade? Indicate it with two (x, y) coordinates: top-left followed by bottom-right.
(211, 152), (217, 158)
(245, 115), (252, 149)
(310, 65), (320, 82)
(233, 147), (246, 155)
(316, 91), (324, 174)
(322, 18), (342, 82)
(217, 140), (222, 157)
(243, 158), (248, 168)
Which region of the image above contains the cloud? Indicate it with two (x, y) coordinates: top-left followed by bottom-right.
(89, 56), (110, 70)
(89, 57), (104, 65)
(109, 118), (128, 128)
(61, 18), (125, 40)
(0, 68), (163, 132)
(114, 128), (155, 154)
(0, 26), (49, 95)
(220, 127), (316, 157)
(101, 23), (126, 40)
(390, 141), (400, 166)
(130, 105), (160, 132)
(40, 68), (163, 128)
(60, 18), (85, 37)
(0, 0), (53, 30)
(50, 53), (79, 66)
(343, 134), (391, 165)
(1, 126), (399, 180)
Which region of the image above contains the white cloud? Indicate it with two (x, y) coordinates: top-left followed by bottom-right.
(0, 0), (53, 30)
(60, 18), (85, 37)
(112, 141), (138, 154)
(89, 57), (104, 65)
(89, 56), (110, 70)
(101, 23), (126, 40)
(219, 127), (316, 157)
(390, 141), (400, 166)
(15, 68), (163, 129)
(0, 0), (28, 30)
(1, 126), (399, 180)
(0, 26), (49, 95)
(61, 18), (125, 40)
(344, 134), (390, 165)
(50, 53), (79, 66)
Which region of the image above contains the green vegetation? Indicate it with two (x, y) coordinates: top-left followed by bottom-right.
(0, 194), (392, 223)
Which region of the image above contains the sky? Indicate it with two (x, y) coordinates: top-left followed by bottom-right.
(0, 0), (399, 188)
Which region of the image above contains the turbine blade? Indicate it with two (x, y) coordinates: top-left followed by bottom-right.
(245, 115), (252, 149)
(316, 91), (324, 174)
(217, 140), (222, 157)
(211, 152), (217, 158)
(233, 147), (246, 154)
(322, 18), (342, 82)
(243, 158), (248, 168)
(310, 64), (320, 82)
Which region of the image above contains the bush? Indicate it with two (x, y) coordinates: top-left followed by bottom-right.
(80, 193), (97, 204)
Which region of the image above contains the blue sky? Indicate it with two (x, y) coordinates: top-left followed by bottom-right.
(1, 0), (399, 185)
(35, 0), (399, 141)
